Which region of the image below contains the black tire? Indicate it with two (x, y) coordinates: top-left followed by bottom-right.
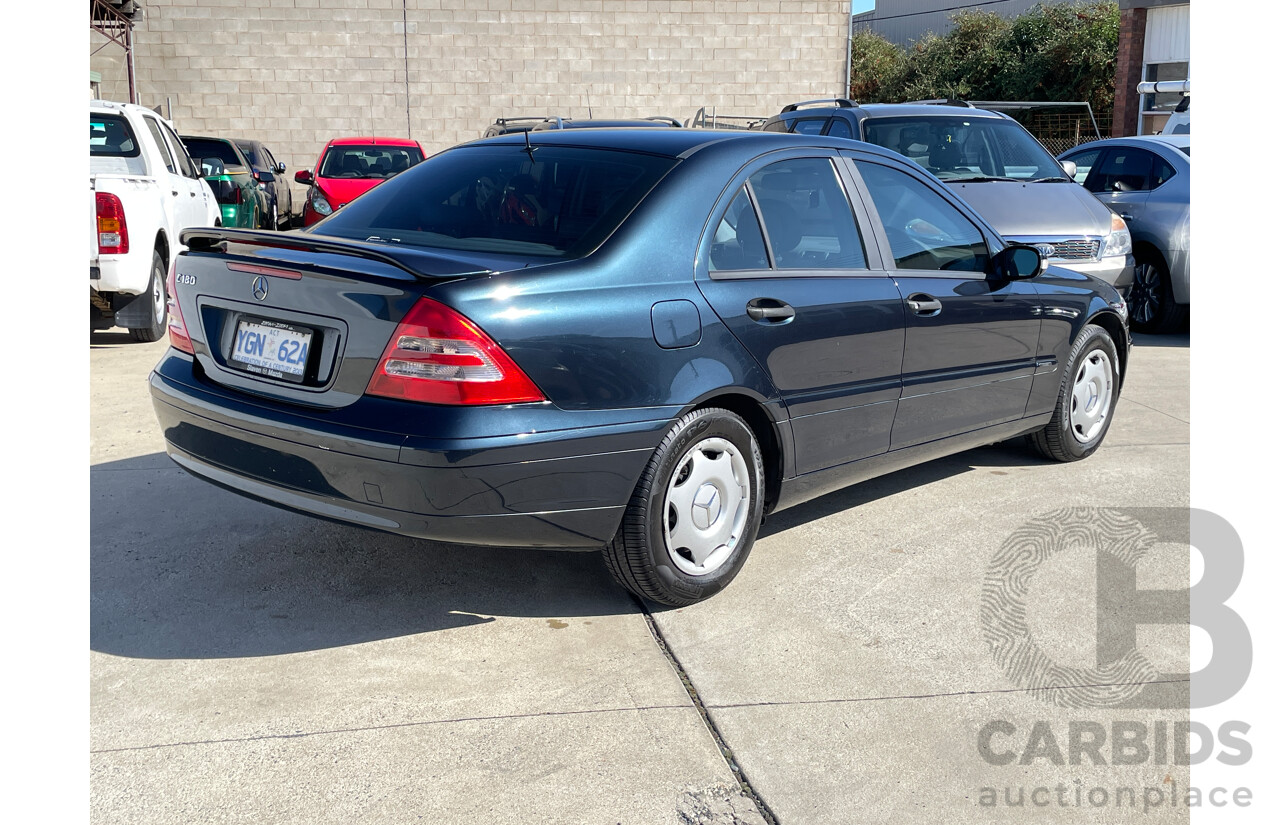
(1128, 251), (1187, 334)
(128, 250), (168, 343)
(1027, 324), (1121, 462)
(603, 407), (765, 607)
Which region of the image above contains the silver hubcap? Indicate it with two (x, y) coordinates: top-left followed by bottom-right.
(664, 437), (750, 577)
(151, 268), (165, 324)
(1069, 349), (1114, 443)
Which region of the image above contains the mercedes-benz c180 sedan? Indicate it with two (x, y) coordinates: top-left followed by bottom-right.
(151, 129), (1129, 606)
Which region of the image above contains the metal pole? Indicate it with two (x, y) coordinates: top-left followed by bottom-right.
(844, 1), (854, 98)
(126, 18), (137, 104)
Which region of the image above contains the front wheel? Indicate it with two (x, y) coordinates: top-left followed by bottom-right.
(128, 250), (168, 343)
(1027, 324), (1120, 462)
(603, 408), (764, 606)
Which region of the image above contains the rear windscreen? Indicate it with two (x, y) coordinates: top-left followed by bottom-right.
(182, 138), (243, 168)
(90, 114), (139, 157)
(313, 145), (677, 259)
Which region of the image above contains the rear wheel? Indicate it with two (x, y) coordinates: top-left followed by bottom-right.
(1128, 251), (1186, 333)
(1027, 324), (1120, 462)
(603, 408), (764, 606)
(128, 250), (168, 343)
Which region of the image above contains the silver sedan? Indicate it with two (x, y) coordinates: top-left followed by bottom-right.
(1059, 135), (1190, 333)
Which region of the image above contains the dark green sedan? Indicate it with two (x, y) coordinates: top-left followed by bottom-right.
(179, 135), (266, 229)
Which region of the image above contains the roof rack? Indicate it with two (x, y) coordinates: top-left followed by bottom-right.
(780, 98), (858, 113)
(644, 116), (684, 127)
(905, 98), (975, 108)
(687, 106), (768, 130)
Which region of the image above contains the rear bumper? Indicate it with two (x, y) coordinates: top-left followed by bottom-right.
(150, 352), (669, 548)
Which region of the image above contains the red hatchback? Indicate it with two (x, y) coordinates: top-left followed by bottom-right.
(295, 137), (425, 226)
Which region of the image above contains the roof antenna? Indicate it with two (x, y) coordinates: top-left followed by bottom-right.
(523, 127), (536, 161)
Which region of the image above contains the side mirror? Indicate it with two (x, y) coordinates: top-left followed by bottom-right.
(256, 170), (275, 183)
(294, 169), (313, 185)
(988, 244), (1046, 280)
(275, 161), (287, 174)
(199, 157), (225, 177)
(1059, 159), (1077, 180)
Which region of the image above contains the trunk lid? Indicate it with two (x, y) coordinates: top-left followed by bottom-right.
(172, 228), (499, 410)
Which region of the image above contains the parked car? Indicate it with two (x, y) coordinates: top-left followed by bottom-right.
(152, 129), (1129, 606)
(234, 138), (294, 230)
(90, 100), (221, 341)
(760, 99), (1134, 294)
(1058, 135), (1190, 333)
(180, 135), (266, 230)
(294, 137), (425, 226)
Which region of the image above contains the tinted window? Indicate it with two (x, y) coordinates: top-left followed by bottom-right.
(1152, 156), (1177, 188)
(1178, 146), (1190, 157)
(790, 119), (826, 135)
(316, 145), (677, 260)
(825, 118), (853, 139)
(855, 161), (988, 273)
(748, 158), (866, 270)
(1089, 148), (1155, 193)
(183, 138), (244, 168)
(235, 140), (261, 166)
(319, 145), (425, 179)
(862, 115), (1063, 181)
(709, 188), (768, 272)
(1063, 147), (1101, 184)
(161, 121), (200, 178)
(142, 117), (176, 174)
(89, 114), (139, 157)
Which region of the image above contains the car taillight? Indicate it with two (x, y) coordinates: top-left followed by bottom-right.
(96, 192), (129, 254)
(365, 298), (546, 405)
(165, 257), (194, 354)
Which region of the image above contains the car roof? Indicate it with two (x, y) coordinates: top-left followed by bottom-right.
(777, 102), (1010, 120)
(544, 119), (681, 129)
(326, 136), (421, 147)
(1059, 134), (1191, 156)
(180, 134), (233, 143)
(464, 127), (910, 163)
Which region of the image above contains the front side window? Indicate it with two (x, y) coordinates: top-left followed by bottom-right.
(319, 145), (425, 179)
(159, 121), (200, 178)
(854, 161), (988, 273)
(316, 145), (676, 260)
(748, 158), (866, 270)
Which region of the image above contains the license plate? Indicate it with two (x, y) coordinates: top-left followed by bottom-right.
(230, 318), (312, 382)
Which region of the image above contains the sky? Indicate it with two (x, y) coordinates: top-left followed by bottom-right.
(854, 0), (876, 13)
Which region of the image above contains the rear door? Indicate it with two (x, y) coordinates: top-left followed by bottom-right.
(844, 154), (1041, 450)
(695, 151), (905, 475)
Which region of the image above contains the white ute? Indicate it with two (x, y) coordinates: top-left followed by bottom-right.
(90, 100), (221, 341)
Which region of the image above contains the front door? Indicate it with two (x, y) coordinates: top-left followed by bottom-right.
(847, 156), (1042, 450)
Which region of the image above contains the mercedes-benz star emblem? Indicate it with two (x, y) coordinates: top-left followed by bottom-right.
(252, 275), (269, 301)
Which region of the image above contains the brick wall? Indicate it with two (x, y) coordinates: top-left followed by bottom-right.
(90, 0), (850, 208)
(1111, 6), (1146, 137)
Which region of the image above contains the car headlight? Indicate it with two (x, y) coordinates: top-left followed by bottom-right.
(310, 190), (333, 217)
(1099, 212), (1132, 258)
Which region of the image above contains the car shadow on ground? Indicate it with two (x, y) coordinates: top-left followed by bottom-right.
(89, 442), (1041, 660)
(1131, 331), (1189, 348)
(90, 330), (140, 349)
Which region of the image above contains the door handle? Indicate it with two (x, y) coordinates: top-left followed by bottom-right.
(172, 190), (179, 197)
(907, 293), (943, 316)
(190, 191), (197, 197)
(745, 298), (795, 323)
(1119, 212), (1134, 222)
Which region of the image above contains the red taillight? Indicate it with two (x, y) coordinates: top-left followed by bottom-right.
(165, 257), (194, 354)
(365, 298), (546, 406)
(96, 192), (129, 254)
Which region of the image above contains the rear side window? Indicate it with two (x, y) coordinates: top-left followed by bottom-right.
(825, 118), (854, 139)
(1089, 148), (1156, 193)
(319, 145), (424, 179)
(790, 119), (826, 135)
(709, 188), (768, 271)
(316, 145), (678, 259)
(855, 161), (988, 273)
(748, 159), (866, 270)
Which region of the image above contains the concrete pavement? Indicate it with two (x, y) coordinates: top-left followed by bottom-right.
(91, 331), (1190, 823)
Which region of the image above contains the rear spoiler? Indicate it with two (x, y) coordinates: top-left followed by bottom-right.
(180, 227), (493, 281)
